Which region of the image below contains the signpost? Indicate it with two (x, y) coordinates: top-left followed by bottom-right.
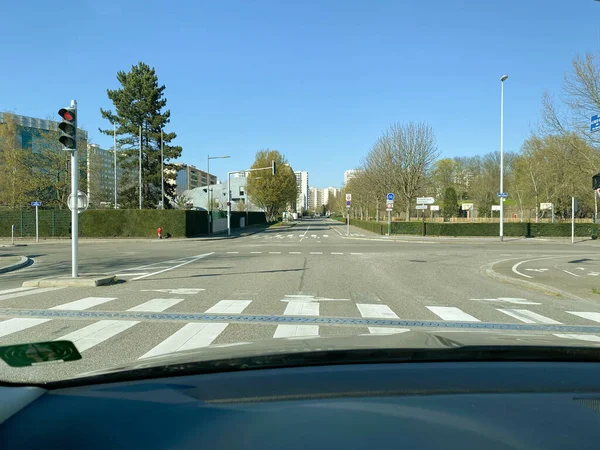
(415, 205), (428, 210)
(31, 201), (41, 243)
(346, 194), (351, 236)
(385, 194), (394, 236)
(540, 202), (554, 223)
(591, 115), (600, 133)
(429, 204), (439, 221)
(497, 192), (508, 199)
(416, 197), (435, 205)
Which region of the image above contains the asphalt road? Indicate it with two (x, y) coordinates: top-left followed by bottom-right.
(2, 217), (600, 383)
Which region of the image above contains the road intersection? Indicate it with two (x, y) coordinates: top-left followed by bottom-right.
(2, 217), (600, 382)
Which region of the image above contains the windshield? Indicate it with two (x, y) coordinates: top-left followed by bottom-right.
(2, 0), (600, 383)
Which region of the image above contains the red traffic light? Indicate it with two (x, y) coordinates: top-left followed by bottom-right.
(58, 108), (75, 122)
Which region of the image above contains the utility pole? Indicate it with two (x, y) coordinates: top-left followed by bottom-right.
(114, 123), (117, 209)
(139, 124), (142, 210)
(160, 129), (164, 209)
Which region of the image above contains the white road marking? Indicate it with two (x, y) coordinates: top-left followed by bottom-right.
(309, 252), (323, 255)
(427, 306), (480, 322)
(57, 320), (139, 352)
(323, 235), (329, 238)
(289, 252), (302, 254)
(287, 234), (293, 238)
(273, 325), (319, 338)
(141, 288), (205, 295)
(311, 234), (317, 238)
(368, 327), (410, 334)
(576, 268), (586, 271)
(284, 302), (319, 316)
(553, 334), (600, 343)
(357, 304), (399, 319)
(132, 253), (214, 281)
(0, 287), (37, 295)
(563, 270), (581, 277)
(140, 323), (228, 359)
(511, 256), (556, 279)
(250, 251), (262, 254)
(0, 287), (63, 302)
(116, 272), (148, 277)
(350, 253), (363, 255)
(331, 252), (344, 255)
(299, 224), (312, 242)
(470, 297), (541, 305)
(0, 318), (51, 338)
(205, 300), (251, 314)
(497, 309), (561, 324)
(226, 251), (239, 254)
(269, 252), (281, 254)
(525, 268), (549, 272)
(127, 298), (184, 312)
(50, 297), (117, 311)
(566, 311), (600, 323)
(588, 272), (600, 276)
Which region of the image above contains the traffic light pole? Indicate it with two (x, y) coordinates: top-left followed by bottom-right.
(70, 100), (79, 278)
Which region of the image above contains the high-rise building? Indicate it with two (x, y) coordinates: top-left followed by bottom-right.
(321, 187), (341, 207)
(86, 144), (125, 205)
(174, 163), (217, 196)
(308, 187), (323, 211)
(294, 170), (309, 213)
(344, 169), (358, 186)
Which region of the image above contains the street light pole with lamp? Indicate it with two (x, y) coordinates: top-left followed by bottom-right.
(499, 74), (508, 242)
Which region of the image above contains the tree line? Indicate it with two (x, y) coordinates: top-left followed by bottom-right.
(329, 53), (600, 221)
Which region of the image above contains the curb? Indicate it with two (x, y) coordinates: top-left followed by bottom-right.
(23, 273), (116, 288)
(481, 259), (585, 301)
(0, 256), (31, 274)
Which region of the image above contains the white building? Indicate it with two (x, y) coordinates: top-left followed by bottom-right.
(344, 169), (358, 186)
(308, 187), (321, 212)
(321, 187), (341, 207)
(294, 170), (309, 213)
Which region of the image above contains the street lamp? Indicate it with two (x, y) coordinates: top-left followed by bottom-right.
(499, 74), (508, 241)
(207, 155), (230, 233)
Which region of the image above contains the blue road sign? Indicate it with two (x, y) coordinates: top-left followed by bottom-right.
(387, 193), (395, 201)
(31, 201), (41, 207)
(591, 115), (600, 132)
(346, 200), (351, 206)
(496, 192), (508, 198)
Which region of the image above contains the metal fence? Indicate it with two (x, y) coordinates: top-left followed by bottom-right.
(0, 210), (71, 237)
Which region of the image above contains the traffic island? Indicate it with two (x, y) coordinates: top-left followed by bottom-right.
(0, 256), (31, 274)
(23, 273), (116, 288)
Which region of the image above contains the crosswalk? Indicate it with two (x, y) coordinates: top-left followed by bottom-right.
(249, 232), (365, 240)
(3, 291), (600, 362)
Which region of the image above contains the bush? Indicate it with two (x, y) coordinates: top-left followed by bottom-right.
(79, 210), (197, 237)
(530, 223), (593, 238)
(390, 221), (423, 235)
(349, 219), (385, 234)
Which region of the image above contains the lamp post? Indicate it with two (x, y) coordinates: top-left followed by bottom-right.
(499, 74), (508, 241)
(207, 155), (230, 233)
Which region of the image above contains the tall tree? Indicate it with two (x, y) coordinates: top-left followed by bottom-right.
(442, 187), (458, 219)
(0, 113), (35, 209)
(100, 62), (182, 208)
(246, 149), (297, 221)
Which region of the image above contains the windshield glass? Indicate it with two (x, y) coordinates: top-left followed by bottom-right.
(2, 0), (600, 383)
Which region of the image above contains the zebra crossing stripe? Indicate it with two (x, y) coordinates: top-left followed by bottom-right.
(357, 304), (399, 319)
(0, 287), (62, 302)
(0, 318), (51, 338)
(50, 297), (117, 311)
(140, 323), (228, 359)
(498, 309), (561, 324)
(57, 320), (139, 352)
(284, 302), (319, 316)
(427, 306), (480, 322)
(273, 325), (319, 338)
(127, 298), (185, 312)
(553, 333), (600, 343)
(368, 327), (410, 334)
(566, 312), (600, 323)
(205, 300), (251, 314)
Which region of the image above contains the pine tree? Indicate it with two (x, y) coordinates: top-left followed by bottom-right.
(100, 62), (182, 208)
(442, 187), (458, 219)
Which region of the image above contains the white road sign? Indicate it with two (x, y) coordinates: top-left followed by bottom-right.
(430, 205), (440, 211)
(491, 205), (501, 211)
(416, 197), (435, 205)
(386, 201), (394, 210)
(461, 203), (474, 210)
(415, 205), (428, 210)
(540, 202), (553, 210)
(346, 193), (352, 201)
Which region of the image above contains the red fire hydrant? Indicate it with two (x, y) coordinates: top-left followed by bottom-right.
(157, 227), (162, 239)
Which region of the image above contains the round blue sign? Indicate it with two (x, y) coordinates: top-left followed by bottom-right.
(387, 193), (394, 201)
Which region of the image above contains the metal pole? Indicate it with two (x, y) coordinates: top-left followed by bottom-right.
(139, 124), (142, 210)
(500, 75), (507, 242)
(35, 205), (39, 243)
(11, 224), (14, 245)
(161, 129), (164, 209)
(552, 204), (555, 224)
(207, 155), (211, 233)
(113, 123), (117, 209)
(227, 172), (232, 237)
(347, 209), (350, 236)
(572, 196), (575, 244)
(387, 210), (391, 236)
(71, 100), (78, 278)
(595, 190), (598, 224)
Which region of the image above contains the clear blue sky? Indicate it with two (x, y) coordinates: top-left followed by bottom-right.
(2, 0), (599, 187)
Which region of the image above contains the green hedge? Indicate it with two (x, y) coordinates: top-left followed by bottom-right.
(341, 218), (599, 238)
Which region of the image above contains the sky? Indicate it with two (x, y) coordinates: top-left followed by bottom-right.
(2, 0), (599, 188)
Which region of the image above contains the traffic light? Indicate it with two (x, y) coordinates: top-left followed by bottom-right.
(272, 160), (277, 175)
(58, 107), (77, 150)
